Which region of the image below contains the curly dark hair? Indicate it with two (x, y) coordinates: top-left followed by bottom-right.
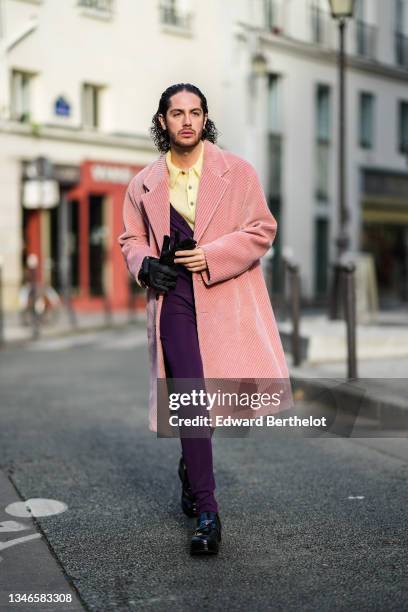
(150, 83), (219, 153)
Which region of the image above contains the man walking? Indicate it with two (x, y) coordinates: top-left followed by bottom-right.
(118, 83), (291, 556)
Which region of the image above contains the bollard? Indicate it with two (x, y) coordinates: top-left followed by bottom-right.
(281, 247), (294, 322)
(341, 261), (358, 379)
(287, 261), (301, 367)
(280, 258), (288, 321)
(27, 254), (40, 340)
(58, 196), (78, 330)
(328, 261), (343, 320)
(104, 293), (113, 327)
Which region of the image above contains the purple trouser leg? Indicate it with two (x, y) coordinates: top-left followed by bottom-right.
(160, 204), (218, 514)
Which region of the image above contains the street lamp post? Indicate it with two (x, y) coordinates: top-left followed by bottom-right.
(328, 0), (355, 320)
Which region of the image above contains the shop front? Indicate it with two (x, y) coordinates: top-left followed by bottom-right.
(22, 158), (144, 312)
(361, 168), (408, 306)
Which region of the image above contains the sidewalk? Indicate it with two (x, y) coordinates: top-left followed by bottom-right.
(1, 308), (147, 347)
(283, 307), (408, 430)
(0, 469), (84, 611)
(279, 308), (408, 363)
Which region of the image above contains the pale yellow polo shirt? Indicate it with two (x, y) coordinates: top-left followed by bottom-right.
(165, 140), (204, 230)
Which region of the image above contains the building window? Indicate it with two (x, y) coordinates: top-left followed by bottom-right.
(316, 84), (330, 142)
(396, 0), (405, 27)
(82, 83), (102, 129)
(359, 92), (375, 149)
(395, 0), (408, 68)
(267, 133), (283, 293)
(268, 74), (281, 133)
(355, 0), (377, 59)
(315, 84), (331, 201)
(264, 0), (282, 32)
(11, 70), (33, 122)
(268, 134), (282, 198)
(398, 100), (408, 154)
(311, 0), (334, 46)
(159, 0), (192, 30)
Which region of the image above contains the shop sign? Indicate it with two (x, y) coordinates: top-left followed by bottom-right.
(90, 164), (134, 185)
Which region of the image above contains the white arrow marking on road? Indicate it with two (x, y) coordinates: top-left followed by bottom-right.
(0, 533), (41, 551)
(0, 533), (43, 562)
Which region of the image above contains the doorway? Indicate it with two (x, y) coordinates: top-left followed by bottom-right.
(89, 194), (108, 297)
(362, 223), (408, 305)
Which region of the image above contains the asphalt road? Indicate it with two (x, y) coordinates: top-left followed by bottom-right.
(0, 326), (407, 612)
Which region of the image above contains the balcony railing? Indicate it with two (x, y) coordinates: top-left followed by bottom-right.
(78, 0), (112, 10)
(355, 20), (377, 60)
(159, 4), (192, 30)
(310, 6), (336, 48)
(77, 0), (113, 17)
(395, 31), (408, 69)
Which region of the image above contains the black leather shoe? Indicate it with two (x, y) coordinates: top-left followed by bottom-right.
(178, 456), (198, 518)
(190, 511), (222, 555)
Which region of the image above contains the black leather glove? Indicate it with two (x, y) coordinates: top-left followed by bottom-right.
(138, 256), (178, 293)
(160, 231), (197, 267)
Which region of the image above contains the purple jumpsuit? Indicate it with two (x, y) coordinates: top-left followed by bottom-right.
(159, 204), (218, 514)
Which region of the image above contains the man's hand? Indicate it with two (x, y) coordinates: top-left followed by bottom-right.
(174, 247), (208, 273)
(140, 257), (178, 293)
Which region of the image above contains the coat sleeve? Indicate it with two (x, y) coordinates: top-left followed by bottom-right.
(199, 165), (277, 286)
(117, 178), (156, 287)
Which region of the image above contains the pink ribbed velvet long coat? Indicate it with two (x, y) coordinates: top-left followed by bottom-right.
(118, 140), (293, 432)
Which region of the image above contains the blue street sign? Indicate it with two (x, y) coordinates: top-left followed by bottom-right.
(54, 96), (71, 117)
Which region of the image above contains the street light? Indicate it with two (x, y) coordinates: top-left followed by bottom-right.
(328, 0), (355, 18)
(251, 51), (268, 77)
(328, 0), (355, 320)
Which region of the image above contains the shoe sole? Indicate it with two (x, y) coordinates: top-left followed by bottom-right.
(190, 532), (221, 555)
(190, 542), (219, 555)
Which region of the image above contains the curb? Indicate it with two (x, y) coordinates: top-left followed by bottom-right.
(290, 374), (408, 430)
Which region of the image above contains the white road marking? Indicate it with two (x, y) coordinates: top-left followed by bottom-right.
(5, 498), (68, 518)
(0, 533), (42, 552)
(0, 521), (30, 532)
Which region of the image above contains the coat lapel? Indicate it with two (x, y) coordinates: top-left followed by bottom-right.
(141, 140), (230, 250)
(140, 155), (169, 253)
(193, 140), (230, 244)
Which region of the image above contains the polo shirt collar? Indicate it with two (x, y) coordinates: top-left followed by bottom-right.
(165, 140), (204, 188)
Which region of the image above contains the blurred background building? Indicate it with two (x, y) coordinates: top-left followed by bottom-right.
(0, 0), (407, 313)
(225, 0), (408, 307)
(0, 0), (224, 312)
